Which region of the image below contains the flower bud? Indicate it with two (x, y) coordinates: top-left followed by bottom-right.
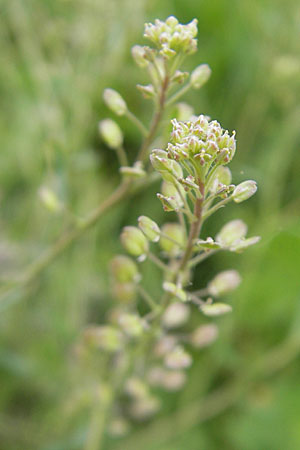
(120, 163), (146, 179)
(165, 345), (192, 369)
(136, 84), (155, 99)
(108, 417), (130, 438)
(161, 370), (186, 391)
(39, 186), (61, 212)
(83, 326), (123, 352)
(208, 270), (241, 297)
(121, 226), (149, 257)
(230, 236), (261, 253)
(153, 335), (177, 357)
(172, 70), (189, 84)
(138, 216), (160, 242)
(125, 377), (149, 399)
(103, 88), (127, 116)
(131, 45), (149, 68)
(162, 302), (190, 328)
(160, 223), (185, 256)
(150, 151), (183, 182)
(189, 324), (219, 348)
(110, 255), (140, 283)
(161, 181), (184, 206)
(176, 102), (194, 121)
(200, 302), (232, 317)
(129, 396), (160, 420)
(232, 180), (257, 203)
(112, 282), (137, 303)
(119, 313), (144, 337)
(190, 64), (211, 89)
(98, 119), (123, 149)
(162, 281), (187, 302)
(216, 219), (248, 247)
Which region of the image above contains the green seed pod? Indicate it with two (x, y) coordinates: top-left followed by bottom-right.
(119, 313), (144, 337)
(121, 226), (149, 257)
(160, 223), (185, 256)
(216, 219), (248, 247)
(98, 119), (123, 149)
(138, 215), (160, 242)
(162, 301), (190, 328)
(207, 270), (241, 297)
(83, 325), (123, 352)
(103, 88), (127, 116)
(112, 282), (137, 303)
(232, 180), (257, 203)
(164, 345), (192, 369)
(162, 281), (187, 302)
(39, 186), (61, 213)
(189, 324), (219, 348)
(190, 64), (212, 89)
(200, 302), (232, 317)
(110, 255), (140, 283)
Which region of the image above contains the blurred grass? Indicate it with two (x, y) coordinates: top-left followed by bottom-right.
(0, 0), (300, 449)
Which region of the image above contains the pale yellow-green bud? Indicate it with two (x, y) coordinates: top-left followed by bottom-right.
(161, 180), (185, 206)
(129, 396), (160, 420)
(125, 377), (149, 399)
(83, 326), (123, 352)
(138, 215), (160, 242)
(120, 163), (146, 179)
(200, 302), (232, 317)
(131, 45), (149, 68)
(208, 270), (241, 297)
(175, 102), (194, 121)
(103, 88), (127, 116)
(121, 226), (149, 257)
(108, 417), (130, 438)
(190, 64), (211, 89)
(189, 324), (219, 348)
(232, 180), (257, 203)
(39, 186), (61, 212)
(216, 219), (248, 247)
(164, 345), (192, 369)
(98, 119), (123, 149)
(110, 255), (140, 283)
(119, 313), (144, 337)
(162, 281), (187, 302)
(159, 223), (185, 256)
(112, 282), (137, 303)
(136, 84), (155, 99)
(162, 301), (190, 328)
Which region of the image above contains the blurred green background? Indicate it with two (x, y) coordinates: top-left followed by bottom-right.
(1, 0), (300, 449)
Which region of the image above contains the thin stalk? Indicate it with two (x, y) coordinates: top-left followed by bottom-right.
(125, 110), (148, 137)
(148, 251), (170, 272)
(115, 146), (128, 167)
(202, 197), (233, 221)
(137, 285), (160, 313)
(136, 74), (169, 163)
(188, 249), (218, 268)
(165, 82), (191, 107)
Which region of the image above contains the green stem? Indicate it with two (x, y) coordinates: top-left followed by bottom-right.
(115, 146), (128, 167)
(148, 251), (170, 272)
(137, 285), (160, 313)
(136, 74), (169, 163)
(165, 82), (191, 107)
(85, 385), (113, 450)
(125, 110), (148, 137)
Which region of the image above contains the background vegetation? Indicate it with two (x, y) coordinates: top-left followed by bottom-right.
(0, 0), (300, 449)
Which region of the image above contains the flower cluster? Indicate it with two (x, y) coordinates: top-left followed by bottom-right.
(143, 16), (198, 58)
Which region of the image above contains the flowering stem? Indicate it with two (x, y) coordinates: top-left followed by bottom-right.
(136, 74), (169, 163)
(179, 181), (205, 272)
